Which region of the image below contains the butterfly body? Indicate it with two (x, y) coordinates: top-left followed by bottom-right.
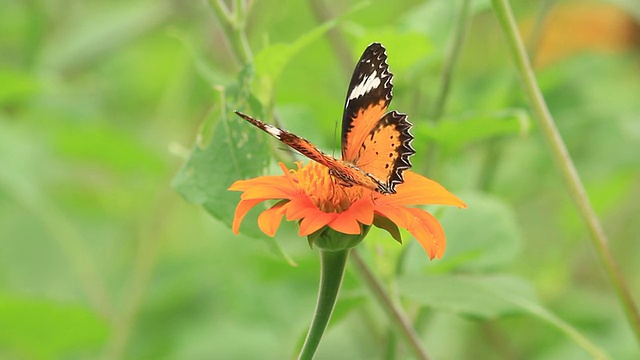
(235, 43), (414, 195)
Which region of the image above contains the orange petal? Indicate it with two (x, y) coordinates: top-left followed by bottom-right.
(229, 175), (285, 191)
(375, 205), (446, 260)
(345, 197), (375, 225)
(232, 198), (265, 234)
(325, 197), (374, 235)
(240, 185), (294, 201)
(328, 212), (362, 235)
(405, 207), (446, 260)
(278, 162), (303, 189)
(374, 204), (412, 227)
(378, 171), (466, 208)
(284, 195), (318, 221)
(257, 202), (287, 236)
(299, 211), (337, 237)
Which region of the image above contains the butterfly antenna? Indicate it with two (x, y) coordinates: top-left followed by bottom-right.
(331, 121), (342, 157)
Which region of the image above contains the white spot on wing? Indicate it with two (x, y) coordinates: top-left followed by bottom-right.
(348, 70), (381, 100)
(265, 125), (282, 138)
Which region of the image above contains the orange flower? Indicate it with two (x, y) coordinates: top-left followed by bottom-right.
(229, 161), (466, 259)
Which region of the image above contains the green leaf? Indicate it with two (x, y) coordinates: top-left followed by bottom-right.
(416, 109), (531, 152)
(167, 28), (234, 87)
(253, 18), (338, 106)
(373, 214), (402, 244)
(404, 192), (523, 272)
(172, 69), (269, 238)
(398, 273), (534, 319)
(172, 67), (299, 266)
(397, 274), (609, 359)
(251, 1), (369, 106)
(0, 294), (109, 359)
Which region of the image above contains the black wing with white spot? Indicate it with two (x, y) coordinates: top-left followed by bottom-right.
(341, 43), (394, 149)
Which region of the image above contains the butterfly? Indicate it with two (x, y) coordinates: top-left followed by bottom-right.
(235, 42), (414, 194)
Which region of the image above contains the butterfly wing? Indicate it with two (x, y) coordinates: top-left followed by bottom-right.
(352, 110), (414, 194)
(234, 111), (387, 191)
(341, 42), (393, 161)
(234, 111), (336, 167)
(341, 43), (414, 194)
(235, 44), (413, 194)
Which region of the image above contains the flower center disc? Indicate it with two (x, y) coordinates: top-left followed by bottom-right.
(292, 162), (367, 213)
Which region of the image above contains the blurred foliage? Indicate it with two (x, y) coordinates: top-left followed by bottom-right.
(1, 0), (639, 359)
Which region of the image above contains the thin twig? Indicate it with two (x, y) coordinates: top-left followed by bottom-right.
(102, 192), (172, 360)
(525, 0), (556, 66)
(491, 0), (640, 346)
(211, 0), (231, 20)
(307, 0), (354, 75)
(424, 0), (472, 181)
(477, 0), (555, 191)
(431, 0), (472, 122)
(351, 249), (430, 360)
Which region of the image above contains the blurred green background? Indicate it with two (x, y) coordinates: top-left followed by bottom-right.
(1, 0), (639, 359)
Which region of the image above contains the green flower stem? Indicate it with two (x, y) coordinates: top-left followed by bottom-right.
(491, 0), (640, 345)
(351, 249), (431, 360)
(298, 249), (350, 360)
(209, 0), (253, 65)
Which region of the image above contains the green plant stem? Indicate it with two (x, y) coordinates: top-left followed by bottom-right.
(431, 0), (471, 121)
(102, 192), (173, 360)
(424, 0), (472, 177)
(351, 249), (431, 360)
(491, 0), (640, 346)
(298, 249), (350, 360)
(477, 0), (554, 191)
(209, 0), (253, 65)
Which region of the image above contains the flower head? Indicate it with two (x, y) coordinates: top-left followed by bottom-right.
(229, 161), (466, 259)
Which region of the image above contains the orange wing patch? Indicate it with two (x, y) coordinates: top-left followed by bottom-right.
(339, 43), (414, 194)
(354, 111), (414, 193)
(341, 101), (387, 162)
